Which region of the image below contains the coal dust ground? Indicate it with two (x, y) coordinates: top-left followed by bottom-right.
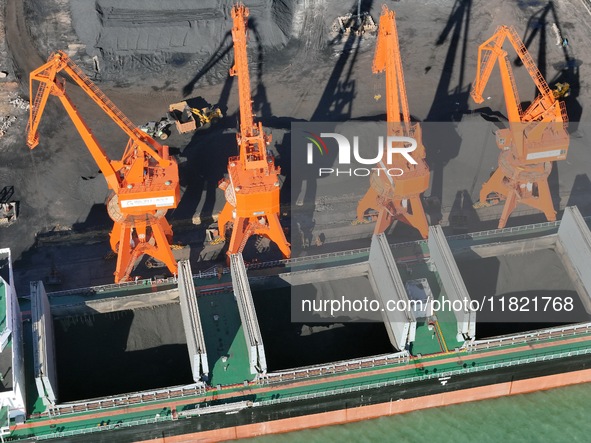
(54, 303), (192, 402)
(253, 282), (393, 371)
(457, 248), (591, 339)
(4, 0), (591, 292)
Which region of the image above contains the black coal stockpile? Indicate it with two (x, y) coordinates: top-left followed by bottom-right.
(68, 0), (295, 76)
(54, 303), (192, 402)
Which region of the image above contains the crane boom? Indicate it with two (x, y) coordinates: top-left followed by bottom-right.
(472, 26), (553, 104)
(356, 5), (430, 238)
(216, 3), (290, 260)
(230, 4), (254, 137)
(27, 51), (180, 282)
(470, 25), (569, 228)
(28, 52), (173, 192)
(471, 26), (561, 127)
(472, 28), (522, 117)
(229, 4), (269, 171)
(372, 7), (409, 126)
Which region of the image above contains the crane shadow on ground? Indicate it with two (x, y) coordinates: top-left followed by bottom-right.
(288, 1), (371, 253)
(565, 174), (591, 216)
(517, 0), (583, 211)
(423, 0), (472, 225)
(182, 31), (233, 98)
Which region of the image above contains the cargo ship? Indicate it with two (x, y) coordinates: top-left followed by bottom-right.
(1, 0), (590, 440)
(0, 205), (591, 442)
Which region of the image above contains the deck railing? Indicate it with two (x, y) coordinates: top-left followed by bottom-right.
(464, 322), (591, 352)
(43, 383), (206, 418)
(256, 345), (591, 407)
(258, 351), (409, 385)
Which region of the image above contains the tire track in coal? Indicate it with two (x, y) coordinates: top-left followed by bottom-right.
(5, 0), (46, 90)
(5, 0), (189, 108)
(282, 0), (328, 119)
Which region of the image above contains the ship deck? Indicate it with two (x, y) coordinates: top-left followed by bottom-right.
(7, 217), (591, 440)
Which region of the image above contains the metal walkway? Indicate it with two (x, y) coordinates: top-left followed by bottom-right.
(428, 225), (476, 340)
(31, 281), (57, 407)
(368, 234), (416, 350)
(177, 260), (209, 382)
(229, 254), (267, 375)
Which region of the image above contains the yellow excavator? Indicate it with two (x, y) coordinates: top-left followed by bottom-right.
(168, 101), (223, 135)
(553, 82), (570, 99)
(191, 106), (223, 129)
(139, 100), (223, 140)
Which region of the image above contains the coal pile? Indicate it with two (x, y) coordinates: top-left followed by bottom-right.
(253, 283), (393, 371)
(457, 249), (590, 339)
(68, 0), (297, 79)
(54, 303), (192, 402)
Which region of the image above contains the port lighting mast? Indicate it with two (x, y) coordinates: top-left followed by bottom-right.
(356, 5), (430, 238)
(471, 25), (569, 228)
(217, 3), (291, 259)
(27, 51), (180, 283)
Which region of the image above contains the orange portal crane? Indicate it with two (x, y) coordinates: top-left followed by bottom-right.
(356, 5), (430, 238)
(471, 25), (569, 228)
(27, 51), (180, 283)
(217, 4), (291, 259)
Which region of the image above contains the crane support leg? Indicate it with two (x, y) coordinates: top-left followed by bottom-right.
(226, 217), (249, 258)
(110, 221), (122, 253)
(527, 178), (557, 221)
(114, 224), (133, 283)
(147, 219), (178, 274)
(158, 217), (174, 242)
(503, 178), (556, 227)
(224, 214), (290, 262)
(395, 197), (429, 239)
(357, 187), (379, 223)
(265, 213), (291, 258)
(357, 186), (394, 234)
(498, 190), (518, 229)
(357, 188), (428, 238)
(478, 159), (556, 228)
(112, 219), (177, 283)
(478, 167), (506, 206)
(374, 207), (393, 236)
(217, 203), (234, 239)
